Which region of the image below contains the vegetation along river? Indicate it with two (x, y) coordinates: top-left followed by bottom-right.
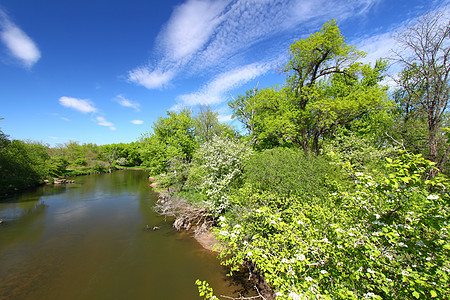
(0, 170), (237, 300)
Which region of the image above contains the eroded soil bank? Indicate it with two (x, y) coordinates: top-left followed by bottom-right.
(150, 181), (275, 299)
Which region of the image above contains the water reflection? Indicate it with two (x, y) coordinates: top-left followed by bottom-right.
(0, 170), (243, 300)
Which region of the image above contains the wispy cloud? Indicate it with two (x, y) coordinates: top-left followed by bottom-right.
(96, 116), (116, 131)
(217, 114), (232, 122)
(131, 120), (144, 125)
(0, 9), (41, 68)
(176, 62), (271, 107)
(59, 96), (97, 114)
(128, 0), (380, 92)
(114, 94), (140, 111)
(355, 3), (450, 89)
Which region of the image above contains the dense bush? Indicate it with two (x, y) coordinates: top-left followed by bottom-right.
(208, 152), (449, 299)
(0, 140), (50, 194)
(244, 147), (344, 200)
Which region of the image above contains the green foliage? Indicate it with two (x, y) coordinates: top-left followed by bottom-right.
(195, 280), (217, 300)
(0, 140), (50, 194)
(140, 109), (197, 176)
(48, 156), (69, 177)
(93, 161), (107, 173)
(194, 106), (235, 143)
(323, 127), (399, 170)
(244, 147), (342, 199)
(230, 21), (389, 153)
(213, 152), (449, 299)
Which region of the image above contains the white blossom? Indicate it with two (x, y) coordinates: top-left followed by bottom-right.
(416, 240), (425, 247)
(427, 194), (440, 200)
(295, 254), (306, 261)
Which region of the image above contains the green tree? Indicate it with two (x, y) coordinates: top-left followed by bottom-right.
(284, 19), (366, 152)
(230, 21), (389, 153)
(139, 108), (197, 176)
(194, 106), (234, 143)
(228, 87), (259, 136)
(0, 139), (50, 194)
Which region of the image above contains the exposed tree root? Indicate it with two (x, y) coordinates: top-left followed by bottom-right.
(154, 194), (214, 236)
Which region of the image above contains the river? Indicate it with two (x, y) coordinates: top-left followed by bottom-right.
(0, 170), (242, 299)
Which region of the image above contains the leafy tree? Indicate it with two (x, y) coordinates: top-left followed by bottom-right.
(153, 108), (197, 161)
(0, 140), (50, 194)
(139, 108), (197, 175)
(283, 19), (368, 153)
(392, 9), (450, 172)
(228, 87), (259, 136)
(194, 106), (234, 143)
(48, 156), (69, 177)
(230, 21), (389, 153)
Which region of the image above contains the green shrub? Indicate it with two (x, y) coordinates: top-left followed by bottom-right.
(244, 147), (344, 200)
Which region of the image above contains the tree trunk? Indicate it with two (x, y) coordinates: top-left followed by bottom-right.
(428, 128), (439, 177)
(301, 129), (309, 153)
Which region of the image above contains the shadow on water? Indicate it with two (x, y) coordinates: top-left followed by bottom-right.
(0, 191), (48, 248)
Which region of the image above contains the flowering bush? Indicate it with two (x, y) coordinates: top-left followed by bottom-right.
(187, 136), (253, 215)
(210, 152), (449, 299)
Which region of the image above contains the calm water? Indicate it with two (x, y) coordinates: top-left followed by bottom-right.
(0, 170), (240, 300)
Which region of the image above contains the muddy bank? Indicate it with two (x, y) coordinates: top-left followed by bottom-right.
(153, 191), (220, 251)
(150, 184), (275, 299)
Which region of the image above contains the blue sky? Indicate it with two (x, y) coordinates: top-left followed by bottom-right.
(0, 0), (448, 146)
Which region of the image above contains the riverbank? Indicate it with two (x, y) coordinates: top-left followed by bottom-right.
(151, 183), (220, 252)
(149, 180), (275, 299)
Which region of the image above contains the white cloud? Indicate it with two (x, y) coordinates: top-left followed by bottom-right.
(96, 116), (116, 130)
(59, 96), (97, 114)
(115, 94), (140, 111)
(161, 0), (228, 61)
(217, 114), (232, 122)
(131, 120), (144, 125)
(128, 67), (175, 89)
(0, 10), (41, 68)
(169, 103), (185, 112)
(178, 62), (271, 106)
(128, 0), (381, 90)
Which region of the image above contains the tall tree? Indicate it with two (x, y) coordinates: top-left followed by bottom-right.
(392, 9), (450, 171)
(194, 106), (234, 143)
(230, 21), (389, 153)
(284, 19), (366, 152)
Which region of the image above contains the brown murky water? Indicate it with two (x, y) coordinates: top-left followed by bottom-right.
(0, 170), (240, 300)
